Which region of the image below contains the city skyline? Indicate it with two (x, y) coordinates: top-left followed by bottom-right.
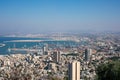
(0, 0), (120, 34)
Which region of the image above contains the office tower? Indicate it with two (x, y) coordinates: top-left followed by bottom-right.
(43, 44), (48, 55)
(53, 51), (61, 63)
(85, 48), (92, 61)
(68, 61), (80, 80)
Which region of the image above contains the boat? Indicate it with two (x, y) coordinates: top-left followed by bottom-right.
(0, 43), (6, 47)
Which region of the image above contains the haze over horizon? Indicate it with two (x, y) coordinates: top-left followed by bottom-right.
(0, 0), (120, 34)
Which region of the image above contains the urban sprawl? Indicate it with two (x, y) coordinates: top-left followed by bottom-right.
(0, 32), (120, 80)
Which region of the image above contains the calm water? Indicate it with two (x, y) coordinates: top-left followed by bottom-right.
(0, 37), (84, 55)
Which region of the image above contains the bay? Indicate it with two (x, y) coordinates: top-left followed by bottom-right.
(0, 37), (81, 55)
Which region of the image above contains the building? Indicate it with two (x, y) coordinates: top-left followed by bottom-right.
(52, 51), (61, 63)
(49, 62), (57, 72)
(44, 51), (50, 55)
(85, 48), (92, 61)
(43, 44), (48, 55)
(68, 61), (80, 80)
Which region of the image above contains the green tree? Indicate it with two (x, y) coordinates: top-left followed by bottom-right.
(64, 76), (68, 80)
(96, 61), (120, 80)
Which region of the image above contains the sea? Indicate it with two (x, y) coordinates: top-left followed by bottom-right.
(0, 37), (86, 55)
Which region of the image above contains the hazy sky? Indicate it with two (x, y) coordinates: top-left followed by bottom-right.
(0, 0), (120, 34)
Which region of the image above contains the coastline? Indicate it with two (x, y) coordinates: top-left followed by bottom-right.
(4, 40), (69, 43)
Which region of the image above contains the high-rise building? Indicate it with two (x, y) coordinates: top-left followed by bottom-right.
(52, 51), (61, 63)
(43, 44), (48, 55)
(85, 48), (92, 61)
(68, 61), (80, 80)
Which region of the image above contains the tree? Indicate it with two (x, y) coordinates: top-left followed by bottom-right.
(64, 76), (68, 80)
(96, 61), (120, 80)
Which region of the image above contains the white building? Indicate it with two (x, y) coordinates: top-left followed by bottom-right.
(68, 61), (80, 80)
